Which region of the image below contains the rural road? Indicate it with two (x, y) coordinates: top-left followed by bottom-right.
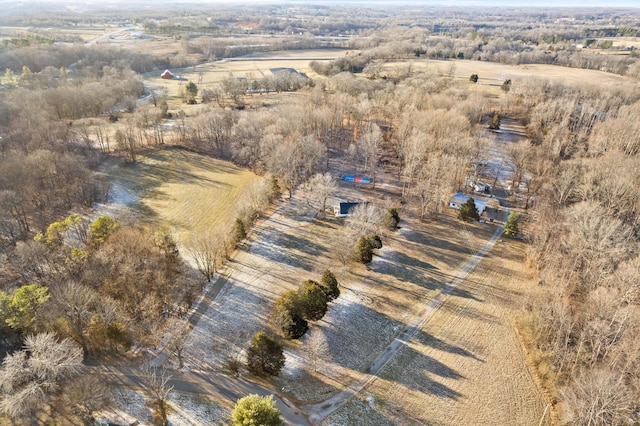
(304, 217), (507, 424)
(94, 365), (310, 425)
(85, 27), (133, 46)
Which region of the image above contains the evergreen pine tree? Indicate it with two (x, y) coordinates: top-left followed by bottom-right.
(504, 211), (519, 237)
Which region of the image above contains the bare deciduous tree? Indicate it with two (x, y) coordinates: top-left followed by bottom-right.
(303, 330), (330, 373)
(347, 203), (384, 237)
(142, 364), (173, 426)
(561, 369), (633, 426)
(308, 172), (337, 218)
(187, 231), (220, 282)
(50, 282), (99, 358)
(166, 317), (191, 369)
(358, 122), (383, 188)
(0, 332), (83, 418)
(63, 374), (114, 422)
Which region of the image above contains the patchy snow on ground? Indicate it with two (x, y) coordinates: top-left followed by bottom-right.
(320, 285), (398, 372)
(95, 389), (229, 426)
(281, 343), (306, 379)
(279, 278), (400, 402)
(182, 204), (306, 372)
(95, 389), (152, 426)
(90, 178), (141, 226)
(167, 392), (230, 425)
(324, 395), (396, 426)
(484, 120), (530, 191)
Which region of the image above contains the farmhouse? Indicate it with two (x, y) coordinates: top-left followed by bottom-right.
(449, 193), (489, 215)
(334, 201), (363, 218)
(160, 70), (175, 79)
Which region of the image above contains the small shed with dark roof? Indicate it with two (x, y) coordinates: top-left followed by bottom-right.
(334, 202), (362, 218)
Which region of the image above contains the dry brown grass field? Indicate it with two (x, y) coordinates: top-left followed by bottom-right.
(162, 122), (551, 425)
(382, 58), (634, 94)
(102, 147), (261, 245)
(143, 48), (350, 101)
(324, 237), (551, 425)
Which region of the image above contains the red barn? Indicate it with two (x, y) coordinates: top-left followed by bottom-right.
(161, 70), (175, 79)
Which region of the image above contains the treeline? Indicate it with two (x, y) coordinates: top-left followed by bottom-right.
(0, 67), (145, 249)
(0, 44), (171, 75)
(3, 215), (193, 356)
(310, 33), (640, 79)
(0, 214), (198, 420)
(2, 67), (143, 121)
(184, 34), (349, 60)
(500, 78), (640, 423)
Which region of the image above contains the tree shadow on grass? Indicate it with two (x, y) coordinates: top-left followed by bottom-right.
(369, 250), (485, 305)
(375, 327), (487, 402)
(438, 297), (499, 325)
(115, 151), (229, 192)
(442, 283), (484, 303)
(368, 249), (439, 290)
(378, 342), (465, 401)
(247, 227), (329, 273)
(401, 226), (478, 258)
(419, 330), (484, 363)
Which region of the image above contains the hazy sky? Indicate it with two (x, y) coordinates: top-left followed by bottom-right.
(0, 0), (637, 13)
(148, 0), (639, 6)
(4, 0), (639, 7)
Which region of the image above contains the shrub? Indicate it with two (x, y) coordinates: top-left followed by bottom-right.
(298, 280), (327, 321)
(469, 74), (478, 83)
(230, 217), (247, 244)
(268, 176), (281, 202)
(231, 394), (284, 426)
(383, 207), (400, 230)
(320, 269), (340, 301)
(488, 113), (501, 130)
(225, 358), (242, 375)
(246, 331), (285, 376)
(367, 233), (383, 249)
(89, 216), (119, 247)
(351, 236), (373, 263)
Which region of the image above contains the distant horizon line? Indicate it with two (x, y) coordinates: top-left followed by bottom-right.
(1, 0), (639, 8)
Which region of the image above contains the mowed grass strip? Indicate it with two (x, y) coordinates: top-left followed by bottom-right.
(110, 148), (261, 241)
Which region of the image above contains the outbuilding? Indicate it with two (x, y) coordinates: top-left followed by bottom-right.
(334, 202), (363, 218)
(161, 70), (175, 79)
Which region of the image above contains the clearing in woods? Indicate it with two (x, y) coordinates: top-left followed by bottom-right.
(101, 147), (261, 245)
(143, 49), (351, 101)
(382, 58), (633, 94)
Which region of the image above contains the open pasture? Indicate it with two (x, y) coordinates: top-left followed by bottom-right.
(105, 147), (261, 245)
(144, 48), (350, 99)
(380, 58), (634, 94)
